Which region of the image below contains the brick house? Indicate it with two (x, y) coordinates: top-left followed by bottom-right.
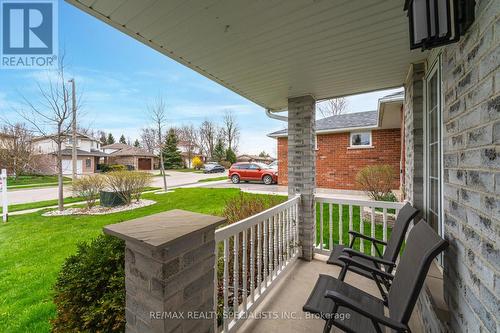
(68, 1), (498, 332)
(102, 143), (159, 171)
(269, 92), (404, 191)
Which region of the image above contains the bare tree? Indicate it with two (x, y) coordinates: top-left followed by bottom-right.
(317, 97), (348, 118)
(16, 56), (76, 211)
(222, 110), (240, 152)
(140, 127), (157, 153)
(199, 120), (218, 160)
(0, 123), (35, 178)
(178, 124), (198, 168)
(148, 96), (168, 191)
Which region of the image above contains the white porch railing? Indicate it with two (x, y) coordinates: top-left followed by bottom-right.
(314, 195), (405, 256)
(214, 195), (300, 333)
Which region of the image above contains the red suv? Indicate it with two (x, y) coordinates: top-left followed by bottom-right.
(228, 162), (278, 185)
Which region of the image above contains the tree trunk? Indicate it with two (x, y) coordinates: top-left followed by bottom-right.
(159, 150), (167, 191)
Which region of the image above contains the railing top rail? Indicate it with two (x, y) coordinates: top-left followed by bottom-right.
(314, 194), (405, 209)
(215, 195), (300, 242)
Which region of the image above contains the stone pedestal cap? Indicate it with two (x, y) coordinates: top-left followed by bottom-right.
(104, 209), (226, 249)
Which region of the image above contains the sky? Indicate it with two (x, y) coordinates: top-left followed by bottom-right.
(0, 0), (402, 157)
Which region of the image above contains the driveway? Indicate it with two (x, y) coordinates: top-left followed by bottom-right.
(3, 170), (228, 205)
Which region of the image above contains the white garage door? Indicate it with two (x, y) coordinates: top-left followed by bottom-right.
(62, 160), (83, 175)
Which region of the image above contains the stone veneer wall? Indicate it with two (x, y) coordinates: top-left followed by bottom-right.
(441, 0), (499, 332)
(404, 62), (426, 213)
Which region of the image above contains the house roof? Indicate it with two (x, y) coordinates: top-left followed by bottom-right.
(66, 0), (426, 111)
(237, 154), (276, 161)
(268, 110), (378, 137)
(56, 149), (109, 157)
(101, 143), (131, 150)
(109, 146), (157, 158)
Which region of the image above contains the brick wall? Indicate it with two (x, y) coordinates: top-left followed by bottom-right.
(440, 0), (499, 332)
(277, 128), (401, 190)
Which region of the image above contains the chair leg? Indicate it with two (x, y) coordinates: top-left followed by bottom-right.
(323, 319), (333, 333)
(338, 264), (348, 281)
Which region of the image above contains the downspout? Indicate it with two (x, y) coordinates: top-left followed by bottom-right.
(265, 108), (288, 122)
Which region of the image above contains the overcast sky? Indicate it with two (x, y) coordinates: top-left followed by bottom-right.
(0, 1), (401, 157)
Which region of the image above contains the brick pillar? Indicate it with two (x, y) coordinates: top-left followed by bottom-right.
(104, 209), (226, 333)
(287, 95), (316, 261)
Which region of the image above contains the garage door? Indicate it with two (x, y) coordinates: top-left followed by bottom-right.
(62, 159), (83, 175)
(138, 158), (152, 170)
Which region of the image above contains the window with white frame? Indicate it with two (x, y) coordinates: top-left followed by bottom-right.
(350, 131), (372, 147)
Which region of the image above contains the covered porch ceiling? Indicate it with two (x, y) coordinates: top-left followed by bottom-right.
(67, 0), (427, 110)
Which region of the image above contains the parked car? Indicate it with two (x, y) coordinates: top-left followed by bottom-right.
(203, 163), (225, 173)
(268, 160), (278, 171)
(228, 162), (277, 185)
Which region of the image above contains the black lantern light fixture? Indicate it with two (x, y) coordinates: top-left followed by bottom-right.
(405, 0), (476, 51)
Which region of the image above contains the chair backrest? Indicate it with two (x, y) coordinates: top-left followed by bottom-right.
(382, 202), (419, 267)
(388, 220), (448, 324)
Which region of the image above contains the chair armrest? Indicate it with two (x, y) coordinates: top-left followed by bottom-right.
(342, 248), (396, 267)
(348, 231), (387, 246)
(338, 255), (394, 280)
(324, 290), (409, 332)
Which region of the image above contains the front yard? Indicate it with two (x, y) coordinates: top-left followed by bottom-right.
(7, 175), (72, 189)
(0, 188), (260, 333)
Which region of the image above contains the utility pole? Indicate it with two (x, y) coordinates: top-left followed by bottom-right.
(69, 79), (77, 181)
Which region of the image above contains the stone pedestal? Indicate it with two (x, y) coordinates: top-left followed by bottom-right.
(104, 209), (226, 333)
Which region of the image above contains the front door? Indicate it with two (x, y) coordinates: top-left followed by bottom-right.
(425, 58), (443, 237)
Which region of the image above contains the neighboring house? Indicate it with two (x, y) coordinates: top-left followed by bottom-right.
(269, 92), (403, 191)
(237, 154), (276, 164)
(102, 143), (158, 171)
(32, 133), (107, 175)
(177, 140), (205, 168)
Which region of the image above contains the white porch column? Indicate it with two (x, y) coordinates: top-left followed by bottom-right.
(287, 95), (316, 261)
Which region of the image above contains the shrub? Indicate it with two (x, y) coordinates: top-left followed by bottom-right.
(219, 160), (232, 169)
(225, 148), (237, 164)
(192, 156), (204, 170)
(72, 174), (106, 209)
(107, 164), (126, 172)
(52, 235), (125, 333)
(105, 171), (152, 204)
(356, 165), (396, 201)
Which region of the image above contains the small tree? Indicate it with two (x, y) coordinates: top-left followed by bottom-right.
(133, 139), (140, 147)
(258, 151), (269, 158)
(192, 156), (204, 170)
(72, 174), (106, 209)
(162, 129), (183, 169)
(0, 123), (35, 178)
(98, 131), (107, 146)
(225, 148), (237, 164)
(104, 171), (152, 205)
(130, 172), (152, 202)
(119, 134), (126, 144)
(356, 165), (396, 201)
(107, 133), (115, 145)
(213, 138), (226, 162)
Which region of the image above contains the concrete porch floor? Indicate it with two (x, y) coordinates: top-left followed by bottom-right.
(238, 254), (423, 333)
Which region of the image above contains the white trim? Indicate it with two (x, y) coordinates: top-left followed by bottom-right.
(349, 131), (372, 147)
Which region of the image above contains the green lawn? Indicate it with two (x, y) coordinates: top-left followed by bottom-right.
(1, 197), (86, 213)
(0, 188), (278, 333)
(166, 168), (203, 173)
(316, 203), (392, 255)
(198, 176), (228, 183)
(7, 175), (71, 188)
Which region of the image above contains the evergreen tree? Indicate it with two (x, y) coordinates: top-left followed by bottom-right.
(133, 139), (140, 147)
(259, 151), (269, 157)
(213, 138), (226, 162)
(225, 148), (237, 164)
(107, 133), (115, 145)
(99, 132), (107, 146)
(119, 134), (127, 144)
(162, 129), (183, 169)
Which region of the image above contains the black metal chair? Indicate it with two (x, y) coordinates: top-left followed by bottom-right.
(303, 221), (448, 333)
(327, 203), (419, 301)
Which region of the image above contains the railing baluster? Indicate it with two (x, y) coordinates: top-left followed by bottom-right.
(233, 233), (239, 317)
(339, 204), (343, 245)
(328, 203), (333, 250)
(285, 207), (289, 262)
(223, 238), (229, 333)
(213, 240), (218, 333)
(257, 222), (262, 295)
(348, 205), (353, 244)
(273, 214), (278, 276)
(268, 217), (273, 281)
(382, 208), (387, 253)
(242, 229), (247, 313)
(263, 219), (267, 289)
(360, 205), (364, 253)
(250, 225), (255, 304)
(319, 202), (323, 250)
(278, 210), (282, 271)
(371, 207), (376, 256)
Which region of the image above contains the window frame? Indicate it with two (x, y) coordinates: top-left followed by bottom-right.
(349, 131), (372, 148)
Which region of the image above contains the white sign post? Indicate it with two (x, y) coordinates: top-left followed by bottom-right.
(1, 169), (7, 223)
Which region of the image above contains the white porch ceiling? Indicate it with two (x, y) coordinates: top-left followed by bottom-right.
(66, 0), (427, 110)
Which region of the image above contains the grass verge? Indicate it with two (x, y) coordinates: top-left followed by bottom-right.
(198, 176), (228, 183)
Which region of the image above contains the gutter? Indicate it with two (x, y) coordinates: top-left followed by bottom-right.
(265, 108), (288, 122)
